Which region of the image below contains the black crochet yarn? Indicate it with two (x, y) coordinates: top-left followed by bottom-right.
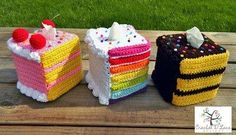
(151, 36), (181, 103)
(151, 33), (226, 103)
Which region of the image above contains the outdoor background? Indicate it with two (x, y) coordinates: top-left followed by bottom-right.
(0, 0), (235, 32)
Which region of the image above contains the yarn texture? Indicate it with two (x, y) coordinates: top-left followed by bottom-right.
(151, 33), (229, 106)
(7, 27), (83, 102)
(85, 23), (151, 105)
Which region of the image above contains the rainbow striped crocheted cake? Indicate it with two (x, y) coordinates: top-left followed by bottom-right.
(151, 28), (229, 106)
(85, 22), (151, 105)
(7, 21), (83, 102)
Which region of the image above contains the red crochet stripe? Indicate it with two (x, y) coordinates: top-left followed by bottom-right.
(109, 51), (150, 65)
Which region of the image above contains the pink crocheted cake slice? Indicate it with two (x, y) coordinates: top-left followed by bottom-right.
(12, 54), (47, 93)
(8, 25), (83, 102)
(12, 52), (82, 94)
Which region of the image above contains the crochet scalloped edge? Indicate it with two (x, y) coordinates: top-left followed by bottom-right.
(85, 72), (110, 105)
(17, 81), (48, 102)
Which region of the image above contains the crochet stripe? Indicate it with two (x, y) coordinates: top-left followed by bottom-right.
(109, 51), (150, 65)
(110, 59), (149, 74)
(172, 88), (218, 106)
(173, 84), (219, 96)
(177, 74), (223, 91)
(180, 51), (229, 74)
(41, 37), (80, 68)
(179, 67), (226, 79)
(108, 42), (151, 57)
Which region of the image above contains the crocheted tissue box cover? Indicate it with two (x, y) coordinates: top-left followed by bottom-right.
(151, 33), (229, 106)
(7, 31), (83, 102)
(85, 24), (151, 105)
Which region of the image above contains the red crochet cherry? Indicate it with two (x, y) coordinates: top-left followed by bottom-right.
(30, 34), (46, 49)
(12, 28), (29, 42)
(41, 19), (56, 28)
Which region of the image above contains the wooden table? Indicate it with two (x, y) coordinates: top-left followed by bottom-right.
(0, 28), (235, 134)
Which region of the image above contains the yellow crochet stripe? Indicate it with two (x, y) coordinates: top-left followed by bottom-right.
(111, 67), (148, 83)
(44, 55), (82, 83)
(180, 51), (229, 74)
(47, 70), (83, 101)
(177, 74), (223, 92)
(172, 88), (218, 106)
(111, 74), (148, 91)
(41, 37), (80, 68)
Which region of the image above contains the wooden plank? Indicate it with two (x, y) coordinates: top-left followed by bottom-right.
(0, 83), (235, 128)
(0, 58), (235, 88)
(0, 126), (200, 135)
(1, 27), (236, 45)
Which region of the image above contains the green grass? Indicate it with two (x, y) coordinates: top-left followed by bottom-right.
(0, 0), (235, 32)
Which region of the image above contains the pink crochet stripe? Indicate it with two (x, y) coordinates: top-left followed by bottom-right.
(17, 73), (47, 93)
(12, 54), (44, 75)
(12, 54), (47, 93)
(15, 65), (81, 93)
(44, 51), (81, 73)
(108, 41), (151, 58)
(12, 52), (82, 93)
(47, 66), (81, 89)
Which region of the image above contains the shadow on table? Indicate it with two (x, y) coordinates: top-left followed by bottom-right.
(0, 76), (173, 111)
(0, 68), (17, 83)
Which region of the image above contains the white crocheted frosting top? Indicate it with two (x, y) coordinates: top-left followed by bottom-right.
(84, 22), (148, 58)
(7, 30), (76, 63)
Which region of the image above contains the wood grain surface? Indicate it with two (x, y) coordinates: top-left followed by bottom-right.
(0, 27), (235, 134)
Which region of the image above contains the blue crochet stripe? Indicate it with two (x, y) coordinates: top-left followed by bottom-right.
(111, 81), (147, 99)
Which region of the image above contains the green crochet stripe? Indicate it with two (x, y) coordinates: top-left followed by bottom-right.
(111, 67), (148, 84)
(111, 74), (148, 91)
(111, 81), (147, 99)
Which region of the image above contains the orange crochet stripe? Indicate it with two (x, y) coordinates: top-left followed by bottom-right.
(110, 59), (149, 74)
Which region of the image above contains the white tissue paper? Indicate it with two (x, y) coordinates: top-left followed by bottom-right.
(186, 27), (204, 49)
(39, 23), (57, 40)
(108, 22), (126, 41)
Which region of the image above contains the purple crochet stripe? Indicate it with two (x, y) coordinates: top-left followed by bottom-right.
(109, 86), (147, 104)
